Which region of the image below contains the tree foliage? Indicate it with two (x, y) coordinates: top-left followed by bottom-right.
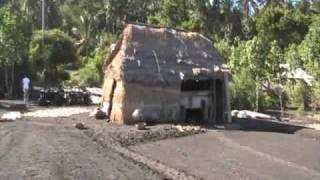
(298, 17), (320, 79)
(0, 4), (31, 98)
(29, 29), (78, 83)
(0, 5), (29, 65)
(256, 5), (311, 47)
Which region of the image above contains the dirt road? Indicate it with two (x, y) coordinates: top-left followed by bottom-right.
(131, 129), (320, 180)
(2, 108), (320, 180)
(0, 118), (161, 180)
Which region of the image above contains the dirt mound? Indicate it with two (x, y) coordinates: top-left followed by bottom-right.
(85, 124), (206, 147)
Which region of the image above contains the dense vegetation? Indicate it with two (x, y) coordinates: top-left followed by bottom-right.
(1, 0), (320, 112)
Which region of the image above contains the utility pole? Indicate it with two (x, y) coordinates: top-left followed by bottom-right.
(41, 0), (46, 84)
(42, 0), (45, 34)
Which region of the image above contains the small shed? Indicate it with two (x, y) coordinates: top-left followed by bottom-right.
(102, 23), (231, 124)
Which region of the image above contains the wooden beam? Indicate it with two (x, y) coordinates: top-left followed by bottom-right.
(213, 79), (217, 123)
(224, 72), (232, 123)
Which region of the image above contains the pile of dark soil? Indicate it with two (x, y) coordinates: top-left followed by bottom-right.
(85, 123), (206, 147)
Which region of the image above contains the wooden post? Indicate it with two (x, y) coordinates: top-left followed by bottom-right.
(224, 72), (232, 123)
(213, 79), (217, 123)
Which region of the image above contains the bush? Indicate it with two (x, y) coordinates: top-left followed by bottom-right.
(285, 81), (310, 111)
(78, 63), (101, 86)
(262, 94), (276, 109)
(69, 47), (108, 87)
(230, 70), (256, 110)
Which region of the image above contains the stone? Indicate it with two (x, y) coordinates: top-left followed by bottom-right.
(136, 122), (147, 130)
(95, 109), (107, 120)
(75, 122), (88, 130)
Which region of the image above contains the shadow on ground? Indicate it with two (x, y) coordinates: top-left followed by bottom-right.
(189, 117), (310, 135)
(230, 118), (308, 134)
(163, 117), (310, 134)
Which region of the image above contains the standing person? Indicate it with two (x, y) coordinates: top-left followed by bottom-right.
(22, 76), (31, 106)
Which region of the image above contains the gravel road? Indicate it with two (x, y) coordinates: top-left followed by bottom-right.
(0, 117), (162, 180)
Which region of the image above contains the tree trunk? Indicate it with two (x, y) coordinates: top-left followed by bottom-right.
(4, 64), (9, 98)
(279, 93), (284, 121)
(7, 64), (15, 99)
(255, 80), (260, 112)
(312, 97), (316, 122)
(11, 64), (15, 99)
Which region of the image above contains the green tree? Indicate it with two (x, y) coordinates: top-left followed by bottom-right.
(0, 5), (30, 98)
(256, 5), (311, 48)
(230, 69), (257, 110)
(298, 16), (320, 79)
(29, 29), (78, 84)
(285, 43), (302, 69)
(267, 40), (286, 116)
(59, 0), (107, 58)
(69, 47), (108, 87)
(229, 37), (266, 111)
(152, 0), (192, 28)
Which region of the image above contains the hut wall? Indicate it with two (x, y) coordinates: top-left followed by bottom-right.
(109, 80), (126, 124)
(102, 76), (115, 102)
(102, 76), (126, 124)
(122, 83), (181, 124)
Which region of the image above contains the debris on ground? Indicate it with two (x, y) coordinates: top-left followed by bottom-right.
(0, 111), (22, 122)
(85, 87), (102, 95)
(232, 110), (274, 120)
(89, 108), (98, 117)
(24, 107), (92, 118)
(307, 124), (320, 131)
(86, 123), (207, 147)
(35, 87), (92, 106)
(173, 125), (184, 132)
(75, 122), (88, 130)
(90, 107), (107, 120)
(85, 87), (102, 105)
(95, 109), (107, 120)
(172, 125), (205, 133)
(136, 122), (147, 130)
(0, 100), (26, 111)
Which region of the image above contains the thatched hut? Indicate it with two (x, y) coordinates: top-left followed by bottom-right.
(102, 23), (231, 124)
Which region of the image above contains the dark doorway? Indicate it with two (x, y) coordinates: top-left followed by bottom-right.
(181, 79), (213, 91)
(186, 108), (203, 122)
(180, 79), (214, 123)
(107, 79), (117, 117)
(216, 79), (224, 124)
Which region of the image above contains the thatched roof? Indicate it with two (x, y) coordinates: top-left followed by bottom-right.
(104, 23), (228, 86)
